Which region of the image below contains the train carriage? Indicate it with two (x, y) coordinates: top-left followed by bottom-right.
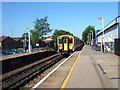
(57, 35), (83, 54)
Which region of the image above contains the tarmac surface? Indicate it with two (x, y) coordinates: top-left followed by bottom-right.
(34, 45), (119, 89)
(37, 51), (80, 88)
(65, 45), (119, 88)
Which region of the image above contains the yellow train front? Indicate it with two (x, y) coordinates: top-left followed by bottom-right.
(57, 35), (83, 55)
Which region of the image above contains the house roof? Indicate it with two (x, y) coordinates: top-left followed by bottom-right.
(43, 36), (53, 43)
(0, 36), (10, 42)
(12, 37), (23, 41)
(0, 36), (23, 42)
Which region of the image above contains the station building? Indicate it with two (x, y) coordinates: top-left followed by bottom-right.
(97, 16), (120, 54)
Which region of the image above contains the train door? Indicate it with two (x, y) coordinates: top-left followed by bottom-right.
(63, 38), (68, 51)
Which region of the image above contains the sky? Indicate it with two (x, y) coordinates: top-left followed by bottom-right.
(2, 2), (118, 39)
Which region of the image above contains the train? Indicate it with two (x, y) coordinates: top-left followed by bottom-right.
(57, 35), (84, 54)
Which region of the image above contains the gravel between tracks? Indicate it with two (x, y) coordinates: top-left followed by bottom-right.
(22, 56), (68, 88)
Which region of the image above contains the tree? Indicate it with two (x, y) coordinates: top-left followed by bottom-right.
(33, 16), (53, 46)
(52, 29), (73, 42)
(82, 25), (100, 43)
(22, 33), (29, 40)
(30, 29), (39, 45)
(97, 30), (101, 33)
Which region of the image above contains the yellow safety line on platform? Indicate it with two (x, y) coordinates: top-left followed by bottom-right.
(60, 46), (84, 89)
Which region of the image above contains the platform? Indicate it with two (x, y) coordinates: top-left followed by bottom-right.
(33, 45), (119, 89)
(1, 51), (57, 74)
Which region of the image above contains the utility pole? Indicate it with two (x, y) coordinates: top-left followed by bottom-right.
(25, 29), (26, 48)
(89, 33), (91, 45)
(28, 28), (33, 53)
(95, 26), (98, 49)
(87, 35), (89, 45)
(28, 30), (31, 53)
(89, 33), (90, 45)
(24, 28), (28, 52)
(102, 18), (105, 53)
(95, 26), (97, 44)
(92, 31), (93, 41)
(90, 30), (93, 49)
(98, 17), (104, 53)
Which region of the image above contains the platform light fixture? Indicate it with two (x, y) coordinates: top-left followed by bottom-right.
(98, 17), (105, 53)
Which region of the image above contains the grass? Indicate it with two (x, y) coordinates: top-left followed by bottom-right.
(44, 46), (55, 51)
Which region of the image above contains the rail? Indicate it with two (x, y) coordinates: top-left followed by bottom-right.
(2, 53), (62, 90)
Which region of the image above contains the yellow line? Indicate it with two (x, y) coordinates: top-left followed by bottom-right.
(60, 46), (84, 90)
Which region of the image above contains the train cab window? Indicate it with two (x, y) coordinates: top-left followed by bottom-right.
(64, 39), (67, 43)
(59, 38), (62, 44)
(69, 37), (72, 44)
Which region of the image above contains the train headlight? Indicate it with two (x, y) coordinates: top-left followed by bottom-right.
(69, 45), (73, 49)
(59, 46), (62, 49)
(59, 44), (62, 49)
(70, 47), (72, 49)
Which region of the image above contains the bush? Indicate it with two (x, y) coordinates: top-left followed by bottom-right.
(44, 46), (55, 51)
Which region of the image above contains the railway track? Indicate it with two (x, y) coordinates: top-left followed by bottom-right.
(2, 53), (63, 90)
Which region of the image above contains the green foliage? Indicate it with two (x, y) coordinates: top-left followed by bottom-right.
(97, 30), (101, 33)
(33, 16), (53, 39)
(50, 41), (54, 47)
(82, 25), (95, 43)
(52, 29), (73, 42)
(44, 46), (54, 51)
(22, 33), (29, 39)
(21, 16), (53, 46)
(82, 25), (100, 43)
(30, 29), (39, 45)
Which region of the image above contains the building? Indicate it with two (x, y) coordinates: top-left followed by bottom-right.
(12, 37), (24, 48)
(43, 36), (53, 46)
(97, 16), (120, 53)
(0, 36), (27, 50)
(0, 36), (16, 49)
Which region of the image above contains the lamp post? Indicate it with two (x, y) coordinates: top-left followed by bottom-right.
(24, 28), (28, 52)
(98, 17), (104, 53)
(89, 33), (91, 45)
(87, 35), (89, 45)
(94, 26), (97, 44)
(28, 30), (31, 53)
(88, 33), (90, 45)
(28, 28), (33, 53)
(90, 31), (93, 41)
(94, 26), (98, 49)
(90, 30), (93, 49)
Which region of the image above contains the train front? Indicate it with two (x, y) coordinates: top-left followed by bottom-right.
(57, 35), (74, 54)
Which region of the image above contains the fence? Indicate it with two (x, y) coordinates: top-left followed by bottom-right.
(114, 38), (120, 56)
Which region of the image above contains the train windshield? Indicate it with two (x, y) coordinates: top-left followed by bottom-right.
(69, 37), (73, 44)
(59, 38), (62, 44)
